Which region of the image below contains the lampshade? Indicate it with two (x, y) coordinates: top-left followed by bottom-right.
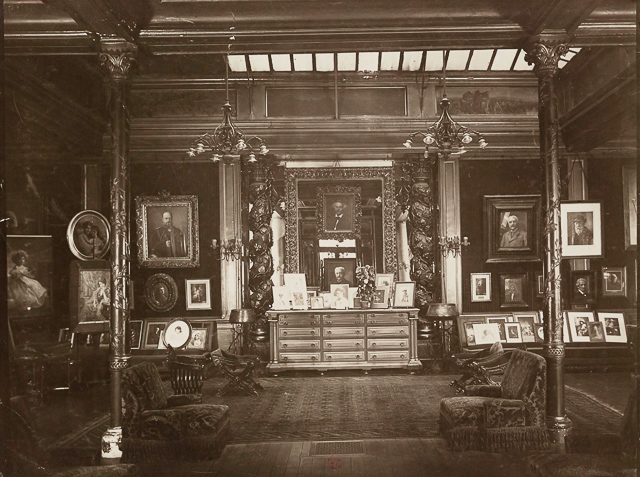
(425, 303), (460, 319)
(229, 308), (257, 323)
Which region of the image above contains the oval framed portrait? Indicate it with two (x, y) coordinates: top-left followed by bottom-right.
(144, 273), (178, 312)
(67, 210), (111, 260)
(163, 318), (192, 349)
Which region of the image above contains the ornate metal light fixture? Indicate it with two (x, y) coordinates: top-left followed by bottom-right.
(187, 55), (269, 162)
(403, 52), (487, 156)
(438, 235), (470, 258)
(211, 238), (242, 261)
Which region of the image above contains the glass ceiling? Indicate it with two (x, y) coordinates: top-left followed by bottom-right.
(228, 48), (581, 73)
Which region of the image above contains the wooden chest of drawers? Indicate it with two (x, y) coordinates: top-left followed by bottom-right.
(267, 309), (421, 373)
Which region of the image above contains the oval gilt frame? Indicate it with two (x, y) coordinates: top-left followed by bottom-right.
(144, 273), (179, 312)
(67, 210), (111, 261)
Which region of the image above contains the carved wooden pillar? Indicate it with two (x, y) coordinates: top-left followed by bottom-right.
(525, 35), (572, 445)
(99, 39), (136, 464)
(247, 158), (277, 322)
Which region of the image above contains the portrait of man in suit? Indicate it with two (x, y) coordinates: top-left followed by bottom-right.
(499, 213), (528, 248)
(324, 197), (353, 232)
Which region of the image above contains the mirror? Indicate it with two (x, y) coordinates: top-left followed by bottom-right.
(284, 167), (397, 288)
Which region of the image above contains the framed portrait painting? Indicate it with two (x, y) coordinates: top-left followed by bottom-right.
(323, 258), (357, 291)
(7, 235), (53, 319)
(144, 273), (179, 313)
(602, 267), (626, 297)
(484, 195), (541, 263)
(67, 210), (110, 260)
(69, 260), (110, 330)
(316, 185), (362, 240)
(185, 279), (211, 310)
(569, 270), (597, 305)
(499, 273), (529, 309)
(560, 201), (603, 258)
(470, 273), (491, 302)
(135, 194), (199, 268)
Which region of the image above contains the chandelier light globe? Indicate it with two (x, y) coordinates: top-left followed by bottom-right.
(462, 133), (472, 144)
(479, 138), (488, 149)
(247, 152), (257, 163)
(259, 144), (269, 155)
(425, 134), (435, 145)
(403, 139), (413, 149)
(236, 139), (246, 150)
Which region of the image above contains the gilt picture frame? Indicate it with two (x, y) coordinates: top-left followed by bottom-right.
(67, 210), (111, 261)
(316, 185), (362, 240)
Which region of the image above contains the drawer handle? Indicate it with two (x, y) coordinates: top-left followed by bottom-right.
(281, 321), (288, 325)
(401, 354), (406, 359)
(310, 330), (316, 335)
(283, 331), (288, 336)
(283, 356), (289, 361)
(283, 343), (288, 348)
(327, 355), (332, 360)
(356, 355), (361, 359)
(400, 329), (406, 334)
(311, 343), (316, 348)
(327, 343), (332, 348)
(371, 330), (376, 334)
(356, 330), (361, 335)
(327, 331), (332, 335)
(311, 321), (317, 325)
(326, 320), (332, 324)
(356, 343), (361, 347)
(370, 320), (376, 324)
(372, 355), (377, 359)
(356, 321), (362, 324)
(311, 356), (317, 361)
(371, 343), (376, 347)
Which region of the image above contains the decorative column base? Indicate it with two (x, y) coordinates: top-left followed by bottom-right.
(546, 415), (573, 450)
(101, 426), (123, 465)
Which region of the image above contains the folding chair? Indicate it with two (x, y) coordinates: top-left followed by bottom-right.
(207, 348), (263, 396)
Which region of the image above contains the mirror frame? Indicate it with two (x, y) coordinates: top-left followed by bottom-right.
(284, 167), (397, 274)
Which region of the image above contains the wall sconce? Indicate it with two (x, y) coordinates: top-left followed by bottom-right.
(438, 236), (470, 258)
(211, 238), (242, 261)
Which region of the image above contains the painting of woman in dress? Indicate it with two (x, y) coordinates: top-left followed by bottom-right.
(8, 249), (48, 312)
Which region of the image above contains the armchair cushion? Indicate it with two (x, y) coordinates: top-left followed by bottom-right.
(136, 405), (230, 441)
(483, 399), (525, 428)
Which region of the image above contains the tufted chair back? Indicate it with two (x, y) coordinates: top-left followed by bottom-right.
(121, 362), (169, 436)
(500, 349), (546, 426)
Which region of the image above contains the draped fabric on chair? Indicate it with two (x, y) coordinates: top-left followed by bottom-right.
(121, 362), (231, 462)
(439, 349), (548, 452)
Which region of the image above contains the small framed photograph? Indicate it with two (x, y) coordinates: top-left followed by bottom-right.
(470, 273), (491, 302)
(285, 273), (308, 310)
(163, 318), (192, 349)
(70, 260), (110, 329)
(144, 321), (168, 349)
(602, 267), (626, 297)
(597, 312), (627, 343)
(130, 320), (143, 350)
(569, 270), (597, 305)
(187, 328), (208, 350)
(67, 210), (110, 260)
(185, 279), (211, 310)
(565, 311), (594, 343)
(323, 258), (357, 291)
(484, 195), (541, 263)
(534, 323), (544, 343)
(310, 296), (325, 309)
(536, 273), (544, 297)
(472, 323), (501, 346)
(372, 286), (389, 309)
(456, 316), (486, 347)
(487, 317), (507, 342)
(499, 273), (529, 309)
(560, 201), (603, 258)
(375, 274), (395, 290)
(330, 284), (350, 309)
(393, 281), (415, 308)
(272, 286), (292, 310)
(588, 322), (606, 343)
(514, 313), (536, 343)
(320, 292), (332, 308)
(135, 194), (199, 268)
(505, 322), (522, 343)
(317, 185), (362, 240)
(622, 164), (636, 251)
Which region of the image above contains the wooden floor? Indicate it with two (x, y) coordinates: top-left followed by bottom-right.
(141, 438), (534, 477)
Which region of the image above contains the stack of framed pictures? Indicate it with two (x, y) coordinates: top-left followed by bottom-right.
(564, 311), (627, 344)
(139, 318), (216, 352)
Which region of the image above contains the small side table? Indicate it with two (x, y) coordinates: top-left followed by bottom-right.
(228, 308), (257, 355)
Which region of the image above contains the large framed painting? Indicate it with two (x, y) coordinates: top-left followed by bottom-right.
(323, 257), (357, 291)
(316, 185), (361, 241)
(135, 194), (199, 268)
(69, 260), (111, 330)
(7, 235), (53, 318)
(67, 210), (111, 260)
(484, 195), (541, 263)
(560, 201), (603, 258)
(622, 165), (637, 251)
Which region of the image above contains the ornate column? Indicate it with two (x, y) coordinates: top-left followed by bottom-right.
(99, 39), (137, 464)
(525, 35), (572, 445)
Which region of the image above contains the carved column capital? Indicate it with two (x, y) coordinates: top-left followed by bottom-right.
(99, 40), (138, 82)
(524, 34), (570, 76)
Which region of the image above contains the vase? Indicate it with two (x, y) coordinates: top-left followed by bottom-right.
(360, 300), (372, 309)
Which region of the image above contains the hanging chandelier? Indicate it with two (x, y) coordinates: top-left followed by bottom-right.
(403, 52), (487, 156)
(187, 55), (269, 163)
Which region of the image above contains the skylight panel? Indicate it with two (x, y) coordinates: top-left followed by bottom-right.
(271, 54), (291, 72)
(402, 51), (423, 71)
(491, 49), (518, 70)
(425, 50), (444, 71)
(248, 54), (270, 72)
(380, 51), (401, 71)
(467, 49), (493, 70)
(228, 55), (247, 72)
(293, 53), (313, 71)
(512, 49), (533, 71)
(358, 52), (379, 72)
(315, 53), (334, 72)
(337, 52), (357, 71)
(447, 50), (470, 70)
(559, 48), (582, 68)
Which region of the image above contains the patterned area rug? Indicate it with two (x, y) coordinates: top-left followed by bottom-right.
(565, 385), (624, 434)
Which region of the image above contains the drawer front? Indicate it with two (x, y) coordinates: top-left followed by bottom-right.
(368, 350), (409, 361)
(279, 327), (320, 338)
(367, 326), (409, 337)
(367, 313), (409, 325)
(323, 327), (365, 337)
(368, 338), (409, 349)
(324, 339), (365, 350)
(323, 351), (365, 362)
(278, 314), (321, 326)
(280, 340), (321, 350)
(322, 314), (364, 326)
(279, 352), (321, 363)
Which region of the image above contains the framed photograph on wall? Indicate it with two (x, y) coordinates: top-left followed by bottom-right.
(323, 257), (357, 291)
(70, 260), (110, 330)
(560, 201), (603, 258)
(130, 320), (143, 350)
(569, 270), (597, 305)
(622, 164), (637, 251)
(135, 194), (199, 268)
(602, 267), (627, 297)
(499, 273), (529, 309)
(393, 282), (415, 308)
(67, 210), (111, 260)
(144, 273), (179, 313)
(316, 185), (362, 240)
(185, 279), (211, 310)
(470, 273), (491, 302)
(483, 195), (541, 263)
(597, 312), (627, 343)
(565, 311), (594, 343)
(7, 235), (53, 319)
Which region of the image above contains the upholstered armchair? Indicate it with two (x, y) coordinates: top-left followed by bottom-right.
(120, 362), (231, 463)
(440, 349), (548, 452)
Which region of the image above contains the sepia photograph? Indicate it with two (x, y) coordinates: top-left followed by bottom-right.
(316, 185), (362, 240)
(560, 202), (603, 258)
(67, 210), (111, 260)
